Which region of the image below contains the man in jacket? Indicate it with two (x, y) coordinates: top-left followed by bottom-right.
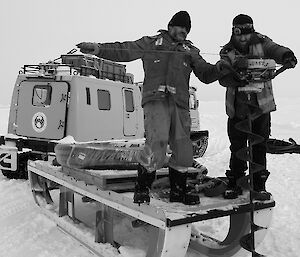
(219, 14), (297, 200)
(77, 11), (225, 205)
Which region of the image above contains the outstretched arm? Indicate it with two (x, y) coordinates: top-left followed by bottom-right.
(77, 36), (150, 62)
(191, 50), (226, 84)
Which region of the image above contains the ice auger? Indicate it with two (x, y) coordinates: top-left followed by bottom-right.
(229, 58), (288, 256)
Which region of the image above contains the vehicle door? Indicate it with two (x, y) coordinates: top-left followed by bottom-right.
(122, 87), (137, 136)
(16, 81), (69, 139)
(189, 91), (200, 131)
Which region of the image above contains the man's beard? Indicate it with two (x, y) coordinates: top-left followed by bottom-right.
(231, 36), (250, 54)
(171, 31), (187, 42)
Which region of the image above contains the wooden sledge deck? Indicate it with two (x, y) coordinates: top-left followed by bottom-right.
(60, 164), (201, 192)
(28, 160), (275, 257)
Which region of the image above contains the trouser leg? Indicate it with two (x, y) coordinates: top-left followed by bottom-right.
(133, 101), (169, 204)
(168, 99), (193, 170)
(224, 117), (247, 199)
(166, 99), (199, 204)
(227, 117), (248, 178)
(142, 101), (170, 171)
(252, 113), (271, 192)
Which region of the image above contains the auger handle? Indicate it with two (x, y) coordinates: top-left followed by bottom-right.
(270, 64), (289, 79)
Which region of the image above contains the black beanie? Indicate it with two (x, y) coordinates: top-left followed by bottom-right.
(233, 14), (253, 26)
(232, 14), (254, 35)
(168, 11), (191, 33)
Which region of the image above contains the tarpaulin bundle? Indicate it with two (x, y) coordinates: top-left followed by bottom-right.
(266, 138), (300, 154)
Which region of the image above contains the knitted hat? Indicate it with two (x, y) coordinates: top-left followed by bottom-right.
(232, 14), (255, 35)
(168, 11), (191, 33)
(233, 14), (253, 26)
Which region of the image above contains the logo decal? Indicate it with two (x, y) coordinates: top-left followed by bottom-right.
(32, 112), (47, 133)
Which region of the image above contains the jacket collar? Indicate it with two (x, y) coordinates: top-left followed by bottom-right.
(157, 29), (193, 45)
(223, 32), (263, 52)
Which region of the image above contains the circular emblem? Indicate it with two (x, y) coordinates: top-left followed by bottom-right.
(32, 112), (47, 133)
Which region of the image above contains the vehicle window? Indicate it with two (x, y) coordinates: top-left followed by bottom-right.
(86, 87), (91, 105)
(32, 85), (52, 106)
(97, 89), (111, 110)
(124, 89), (134, 112)
(189, 94), (196, 110)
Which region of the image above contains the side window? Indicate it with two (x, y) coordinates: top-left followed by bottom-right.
(32, 85), (52, 106)
(189, 94), (196, 110)
(124, 89), (134, 112)
(86, 87), (91, 105)
(97, 89), (111, 110)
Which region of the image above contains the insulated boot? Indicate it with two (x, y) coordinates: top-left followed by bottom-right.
(133, 165), (156, 204)
(169, 167), (200, 205)
(253, 170), (272, 201)
(223, 171), (243, 199)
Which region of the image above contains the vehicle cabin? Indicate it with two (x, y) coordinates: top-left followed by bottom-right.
(8, 56), (143, 142)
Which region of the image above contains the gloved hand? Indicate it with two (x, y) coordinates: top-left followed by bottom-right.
(216, 59), (232, 75)
(282, 52), (297, 68)
(76, 42), (99, 55)
(233, 56), (248, 70)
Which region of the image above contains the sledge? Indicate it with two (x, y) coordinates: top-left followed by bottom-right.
(28, 160), (275, 257)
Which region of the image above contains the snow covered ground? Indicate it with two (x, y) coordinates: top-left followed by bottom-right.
(0, 98), (299, 257)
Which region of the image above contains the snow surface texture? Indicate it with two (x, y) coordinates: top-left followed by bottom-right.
(0, 98), (299, 257)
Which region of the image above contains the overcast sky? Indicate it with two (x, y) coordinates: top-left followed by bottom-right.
(1, 0), (299, 105)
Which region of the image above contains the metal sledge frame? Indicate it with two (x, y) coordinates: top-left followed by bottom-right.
(28, 160), (275, 257)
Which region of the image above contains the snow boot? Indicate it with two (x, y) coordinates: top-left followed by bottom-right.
(253, 170), (272, 201)
(223, 171), (243, 199)
(133, 165), (156, 204)
(169, 167), (200, 205)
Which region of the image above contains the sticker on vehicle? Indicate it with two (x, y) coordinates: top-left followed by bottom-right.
(32, 112), (47, 133)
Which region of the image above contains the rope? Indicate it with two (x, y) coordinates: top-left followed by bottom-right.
(59, 47), (239, 59)
(55, 48), (284, 72)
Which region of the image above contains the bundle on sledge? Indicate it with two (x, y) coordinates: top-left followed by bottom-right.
(267, 137), (300, 154)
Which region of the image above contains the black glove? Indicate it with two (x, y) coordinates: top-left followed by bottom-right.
(216, 59), (232, 75)
(233, 56), (248, 70)
(76, 42), (99, 55)
(282, 52), (297, 68)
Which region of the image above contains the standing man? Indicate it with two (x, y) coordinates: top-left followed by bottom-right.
(77, 11), (225, 205)
(219, 14), (297, 200)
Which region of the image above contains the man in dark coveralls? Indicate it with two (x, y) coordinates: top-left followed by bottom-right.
(77, 11), (227, 205)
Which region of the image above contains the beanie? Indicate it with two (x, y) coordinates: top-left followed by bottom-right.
(232, 14), (255, 35)
(168, 11), (191, 33)
(233, 14), (253, 26)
